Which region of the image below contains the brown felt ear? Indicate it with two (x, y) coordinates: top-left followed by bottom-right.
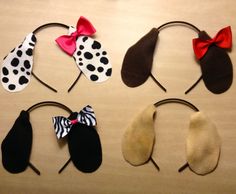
(186, 112), (221, 175)
(122, 105), (156, 165)
(121, 28), (159, 87)
(198, 31), (233, 94)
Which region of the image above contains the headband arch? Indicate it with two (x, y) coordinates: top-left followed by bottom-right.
(121, 21), (233, 94)
(1, 16), (112, 93)
(122, 98), (221, 175)
(1, 101), (102, 175)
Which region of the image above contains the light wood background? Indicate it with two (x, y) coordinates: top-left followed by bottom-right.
(0, 0), (236, 193)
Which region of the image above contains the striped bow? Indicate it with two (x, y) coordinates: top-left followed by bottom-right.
(52, 105), (96, 139)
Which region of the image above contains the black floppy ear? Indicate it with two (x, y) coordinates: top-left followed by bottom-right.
(1, 111), (32, 173)
(198, 31), (233, 94)
(67, 113), (102, 173)
(121, 28), (159, 87)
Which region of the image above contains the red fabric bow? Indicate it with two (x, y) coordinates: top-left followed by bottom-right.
(193, 26), (232, 60)
(56, 16), (96, 56)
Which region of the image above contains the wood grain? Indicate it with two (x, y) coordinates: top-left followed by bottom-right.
(0, 0), (236, 193)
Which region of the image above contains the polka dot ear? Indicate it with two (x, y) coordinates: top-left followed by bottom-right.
(186, 112), (221, 175)
(1, 111), (33, 173)
(121, 28), (158, 87)
(1, 33), (36, 92)
(197, 31), (233, 94)
(122, 105), (156, 166)
(69, 27), (112, 83)
(67, 112), (102, 173)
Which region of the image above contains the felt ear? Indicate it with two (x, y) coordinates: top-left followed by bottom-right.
(186, 112), (221, 175)
(69, 27), (112, 83)
(198, 31), (233, 94)
(122, 105), (156, 165)
(67, 113), (102, 173)
(1, 111), (32, 173)
(1, 33), (36, 92)
(121, 28), (158, 87)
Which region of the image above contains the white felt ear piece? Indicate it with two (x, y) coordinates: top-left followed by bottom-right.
(122, 105), (156, 166)
(69, 26), (112, 83)
(1, 33), (36, 92)
(186, 112), (221, 175)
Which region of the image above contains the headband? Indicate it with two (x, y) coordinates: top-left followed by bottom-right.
(1, 101), (102, 175)
(1, 16), (112, 93)
(121, 21), (233, 94)
(122, 98), (221, 175)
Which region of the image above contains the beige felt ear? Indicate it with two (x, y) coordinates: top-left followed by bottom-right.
(122, 105), (156, 166)
(186, 112), (221, 175)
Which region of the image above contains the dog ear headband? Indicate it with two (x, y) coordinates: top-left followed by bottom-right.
(122, 98), (221, 175)
(121, 21), (233, 94)
(1, 101), (102, 175)
(1, 16), (112, 93)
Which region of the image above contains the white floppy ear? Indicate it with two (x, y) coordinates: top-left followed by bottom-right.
(68, 26), (112, 83)
(186, 112), (221, 175)
(122, 105), (156, 166)
(1, 33), (36, 92)
(73, 35), (112, 82)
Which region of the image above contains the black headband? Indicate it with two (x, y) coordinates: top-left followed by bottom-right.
(1, 16), (112, 93)
(1, 101), (102, 175)
(121, 21), (233, 94)
(122, 98), (221, 175)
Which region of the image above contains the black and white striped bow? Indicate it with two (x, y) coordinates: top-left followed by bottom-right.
(52, 105), (96, 139)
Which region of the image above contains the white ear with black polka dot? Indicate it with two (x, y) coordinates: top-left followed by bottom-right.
(69, 27), (112, 82)
(1, 33), (36, 92)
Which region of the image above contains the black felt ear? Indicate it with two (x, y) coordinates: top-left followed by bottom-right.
(198, 31), (233, 94)
(67, 113), (102, 173)
(121, 28), (159, 87)
(1, 111), (32, 173)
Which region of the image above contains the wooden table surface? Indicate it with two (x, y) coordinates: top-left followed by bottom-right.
(0, 0), (236, 193)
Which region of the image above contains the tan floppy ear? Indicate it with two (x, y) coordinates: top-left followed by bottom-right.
(121, 28), (159, 87)
(186, 112), (221, 175)
(122, 105), (156, 166)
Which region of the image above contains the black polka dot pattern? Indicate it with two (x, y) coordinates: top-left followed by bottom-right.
(2, 77), (9, 83)
(24, 60), (31, 69)
(106, 68), (112, 76)
(17, 50), (22, 57)
(19, 76), (29, 85)
(72, 35), (112, 83)
(90, 74), (98, 81)
(11, 58), (19, 67)
(87, 64), (95, 71)
(97, 67), (104, 72)
(2, 67), (9, 75)
(8, 84), (16, 90)
(1, 33), (35, 92)
(13, 70), (18, 75)
(100, 57), (109, 65)
(84, 52), (93, 59)
(31, 35), (36, 42)
(77, 51), (81, 56)
(83, 37), (88, 42)
(26, 48), (33, 56)
(92, 41), (101, 49)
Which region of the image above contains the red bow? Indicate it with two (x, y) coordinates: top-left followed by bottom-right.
(56, 16), (96, 56)
(193, 26), (232, 60)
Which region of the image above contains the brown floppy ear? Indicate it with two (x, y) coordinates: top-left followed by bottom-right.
(198, 31), (233, 94)
(121, 28), (159, 87)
